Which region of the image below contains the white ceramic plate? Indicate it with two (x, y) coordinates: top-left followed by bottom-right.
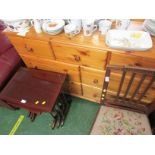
(106, 30), (153, 51)
(42, 19), (65, 33)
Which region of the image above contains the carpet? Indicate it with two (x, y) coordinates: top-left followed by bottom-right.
(91, 105), (152, 135)
(0, 97), (99, 135)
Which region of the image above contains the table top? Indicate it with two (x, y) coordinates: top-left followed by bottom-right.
(0, 67), (66, 112)
(4, 20), (155, 60)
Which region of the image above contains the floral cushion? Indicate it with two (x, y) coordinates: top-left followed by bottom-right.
(91, 106), (152, 135)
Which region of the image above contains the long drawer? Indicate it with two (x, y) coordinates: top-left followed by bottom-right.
(82, 84), (102, 103)
(80, 66), (105, 89)
(51, 41), (107, 70)
(7, 36), (55, 59)
(21, 55), (81, 83)
(110, 52), (155, 69)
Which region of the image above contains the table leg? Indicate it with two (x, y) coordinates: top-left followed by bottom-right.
(28, 112), (37, 122)
(58, 93), (71, 126)
(50, 94), (72, 129)
(50, 109), (61, 129)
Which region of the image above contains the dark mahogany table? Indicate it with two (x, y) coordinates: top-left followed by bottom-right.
(0, 67), (71, 129)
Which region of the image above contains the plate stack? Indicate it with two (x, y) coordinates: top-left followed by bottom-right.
(143, 19), (155, 36)
(3, 19), (31, 32)
(42, 19), (65, 35)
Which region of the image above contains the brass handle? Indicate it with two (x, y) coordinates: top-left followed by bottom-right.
(93, 79), (98, 84)
(25, 44), (33, 52)
(73, 55), (81, 62)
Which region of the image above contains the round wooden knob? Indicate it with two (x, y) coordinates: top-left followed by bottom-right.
(93, 94), (97, 98)
(93, 79), (98, 84)
(74, 55), (81, 62)
(135, 63), (141, 67)
(25, 44), (33, 52)
(28, 48), (33, 52)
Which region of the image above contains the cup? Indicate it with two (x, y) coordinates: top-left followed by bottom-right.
(67, 19), (82, 32)
(64, 23), (80, 38)
(99, 20), (112, 35)
(115, 19), (130, 30)
(31, 19), (42, 33)
(82, 19), (97, 36)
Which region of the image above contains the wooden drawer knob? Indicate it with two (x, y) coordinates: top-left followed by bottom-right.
(73, 55), (81, 62)
(93, 79), (98, 84)
(93, 94), (98, 98)
(135, 63), (141, 67)
(25, 44), (34, 52)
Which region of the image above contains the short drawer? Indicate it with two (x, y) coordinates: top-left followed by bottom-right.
(82, 84), (102, 103)
(7, 36), (54, 59)
(21, 55), (81, 83)
(52, 41), (107, 70)
(63, 81), (82, 96)
(24, 39), (54, 59)
(7, 36), (28, 55)
(110, 52), (155, 69)
(81, 66), (105, 88)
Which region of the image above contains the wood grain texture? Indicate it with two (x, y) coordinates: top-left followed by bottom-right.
(4, 21), (155, 60)
(21, 55), (81, 83)
(110, 52), (155, 69)
(4, 20), (155, 104)
(82, 84), (102, 103)
(63, 81), (82, 96)
(24, 38), (55, 59)
(80, 66), (105, 88)
(7, 35), (55, 59)
(51, 41), (107, 70)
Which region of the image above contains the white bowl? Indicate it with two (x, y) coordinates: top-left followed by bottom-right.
(42, 19), (65, 35)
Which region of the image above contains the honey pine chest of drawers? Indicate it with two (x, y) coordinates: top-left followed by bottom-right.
(4, 21), (155, 104)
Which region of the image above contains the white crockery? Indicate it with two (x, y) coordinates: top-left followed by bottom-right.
(42, 19), (65, 35)
(31, 19), (42, 33)
(99, 20), (112, 35)
(115, 19), (130, 30)
(106, 30), (153, 51)
(82, 19), (97, 36)
(3, 19), (30, 32)
(64, 23), (80, 37)
(67, 19), (82, 32)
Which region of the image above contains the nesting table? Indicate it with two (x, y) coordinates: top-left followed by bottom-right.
(0, 67), (71, 129)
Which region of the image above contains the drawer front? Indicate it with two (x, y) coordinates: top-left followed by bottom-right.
(81, 66), (105, 88)
(107, 72), (155, 104)
(63, 81), (82, 96)
(82, 84), (102, 103)
(7, 36), (54, 59)
(52, 41), (107, 70)
(110, 52), (155, 69)
(24, 39), (54, 59)
(7, 36), (28, 55)
(21, 55), (81, 83)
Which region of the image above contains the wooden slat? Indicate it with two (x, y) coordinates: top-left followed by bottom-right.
(137, 76), (155, 103)
(116, 69), (126, 100)
(104, 65), (155, 114)
(130, 74), (146, 102)
(122, 72), (136, 101)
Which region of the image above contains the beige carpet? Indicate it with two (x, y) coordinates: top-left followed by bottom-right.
(91, 106), (152, 135)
